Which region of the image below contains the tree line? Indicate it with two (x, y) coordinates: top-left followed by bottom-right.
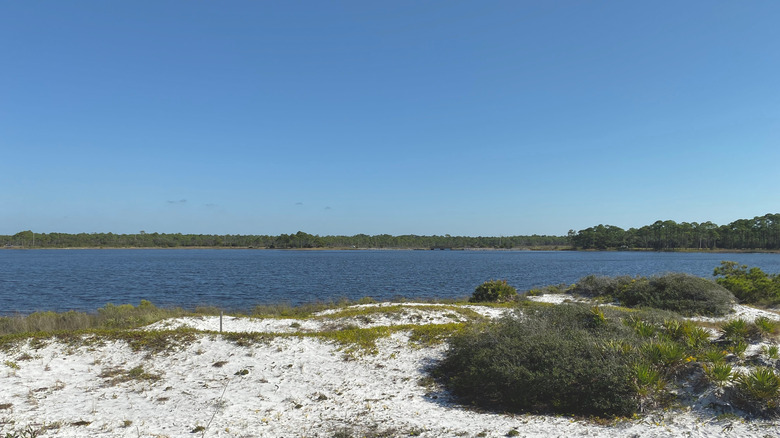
(4, 213), (778, 250)
(0, 230), (567, 250)
(570, 213), (780, 250)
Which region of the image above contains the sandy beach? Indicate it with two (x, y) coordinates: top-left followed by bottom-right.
(2, 299), (780, 437)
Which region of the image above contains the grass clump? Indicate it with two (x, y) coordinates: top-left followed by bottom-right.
(316, 326), (391, 356)
(754, 316), (778, 339)
(99, 364), (161, 385)
(1, 425), (42, 438)
(569, 273), (734, 317)
(434, 304), (642, 417)
(732, 367), (780, 416)
(762, 344), (780, 360)
(719, 318), (758, 343)
(469, 280), (517, 303)
(703, 362), (733, 387)
(407, 323), (464, 346)
(0, 300), (192, 336)
(0, 328), (199, 356)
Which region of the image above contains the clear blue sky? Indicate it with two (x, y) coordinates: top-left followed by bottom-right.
(2, 1), (778, 236)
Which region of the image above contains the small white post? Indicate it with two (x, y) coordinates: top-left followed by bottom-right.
(220, 311), (223, 333)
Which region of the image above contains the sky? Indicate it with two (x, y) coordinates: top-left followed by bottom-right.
(1, 1), (778, 237)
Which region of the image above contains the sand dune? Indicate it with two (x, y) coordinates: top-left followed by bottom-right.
(1, 300), (779, 437)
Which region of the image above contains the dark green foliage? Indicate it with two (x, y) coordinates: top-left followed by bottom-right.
(713, 261), (780, 305)
(755, 316), (778, 338)
(570, 273), (734, 316)
(620, 273), (734, 317)
(0, 230), (568, 249)
(719, 318), (760, 344)
(571, 213), (780, 250)
(434, 304), (641, 417)
(469, 280), (518, 303)
(732, 367), (780, 416)
(567, 275), (636, 298)
(703, 363), (732, 387)
(5, 213), (779, 250)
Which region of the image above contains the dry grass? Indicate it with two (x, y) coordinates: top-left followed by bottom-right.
(0, 300), (194, 336)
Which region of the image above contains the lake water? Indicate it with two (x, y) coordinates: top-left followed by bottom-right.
(1, 249), (779, 314)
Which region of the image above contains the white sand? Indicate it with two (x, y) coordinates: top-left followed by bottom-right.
(690, 304), (780, 324)
(2, 303), (780, 437)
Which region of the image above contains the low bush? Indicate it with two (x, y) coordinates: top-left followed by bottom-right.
(714, 261), (780, 305)
(761, 344), (779, 360)
(569, 273), (734, 317)
(755, 316), (778, 338)
(720, 318), (759, 343)
(469, 280), (517, 303)
(620, 274), (734, 317)
(526, 283), (568, 297)
(567, 275), (635, 299)
(699, 348), (728, 364)
(732, 367), (780, 416)
(434, 304), (641, 417)
(703, 362), (733, 387)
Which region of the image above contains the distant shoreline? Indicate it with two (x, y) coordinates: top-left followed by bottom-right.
(3, 246), (780, 253)
(0, 246), (569, 251)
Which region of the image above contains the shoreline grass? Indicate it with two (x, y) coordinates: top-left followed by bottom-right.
(0, 295), (486, 337)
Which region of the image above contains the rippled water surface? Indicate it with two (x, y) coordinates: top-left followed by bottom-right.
(1, 249), (779, 314)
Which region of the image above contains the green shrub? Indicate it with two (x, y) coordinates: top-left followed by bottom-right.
(618, 273), (734, 317)
(662, 319), (686, 340)
(714, 261), (780, 305)
(761, 344), (780, 360)
(754, 317), (778, 338)
(699, 348), (728, 364)
(526, 284), (568, 297)
(733, 367), (780, 415)
(641, 341), (687, 370)
(569, 273), (734, 316)
(434, 304), (641, 417)
(728, 340), (748, 358)
(633, 362), (664, 397)
(630, 319), (657, 338)
(469, 280), (518, 303)
(720, 318), (759, 343)
(568, 275), (635, 298)
(683, 325), (711, 350)
(703, 363), (732, 387)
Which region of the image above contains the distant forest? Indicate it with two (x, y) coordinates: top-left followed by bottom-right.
(0, 230), (565, 250)
(2, 213), (779, 251)
(570, 213), (780, 250)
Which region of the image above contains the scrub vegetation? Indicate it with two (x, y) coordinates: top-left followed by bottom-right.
(0, 300), (202, 336)
(568, 273), (735, 316)
(434, 302), (780, 418)
(435, 305), (641, 417)
(714, 261), (780, 306)
(468, 280), (518, 303)
(3, 262), (780, 422)
(433, 263), (780, 418)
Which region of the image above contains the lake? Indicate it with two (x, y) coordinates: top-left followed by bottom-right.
(1, 249), (779, 314)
